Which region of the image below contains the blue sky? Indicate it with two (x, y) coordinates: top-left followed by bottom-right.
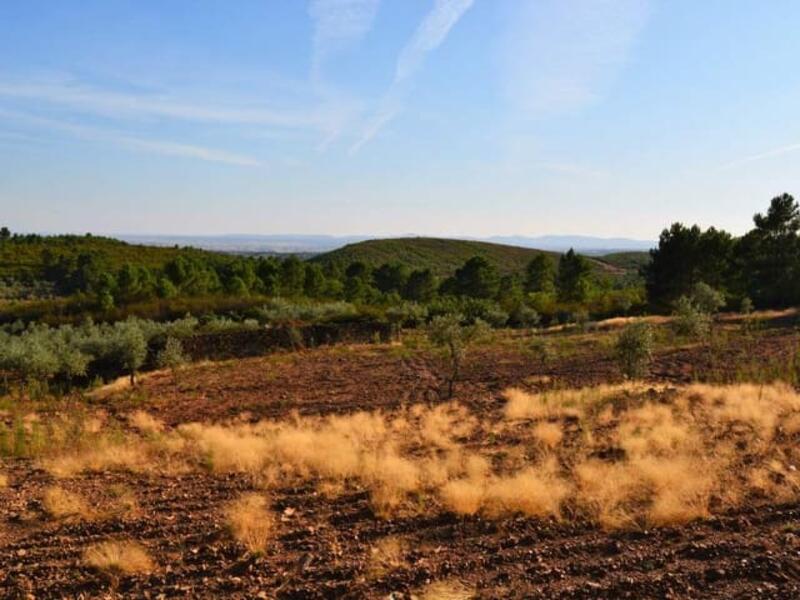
(1, 0), (799, 238)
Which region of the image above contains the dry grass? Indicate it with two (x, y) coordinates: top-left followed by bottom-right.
(226, 493), (273, 554)
(42, 486), (93, 520)
(503, 383), (651, 420)
(0, 472), (7, 488)
(533, 421), (563, 449)
(367, 536), (407, 578)
(43, 442), (149, 478)
(129, 411), (164, 434)
(83, 541), (154, 575)
(415, 579), (475, 600)
(27, 379), (800, 532)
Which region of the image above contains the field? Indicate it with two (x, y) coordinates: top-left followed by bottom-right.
(2, 317), (800, 598)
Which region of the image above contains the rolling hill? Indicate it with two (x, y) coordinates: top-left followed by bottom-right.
(0, 234), (225, 280)
(311, 237), (637, 279)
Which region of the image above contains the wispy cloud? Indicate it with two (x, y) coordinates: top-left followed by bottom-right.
(719, 143), (800, 170)
(0, 108), (261, 166)
(350, 0), (474, 153)
(502, 0), (650, 115)
(309, 0), (380, 81)
(0, 80), (329, 130)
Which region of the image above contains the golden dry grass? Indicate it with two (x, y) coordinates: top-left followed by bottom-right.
(42, 486), (93, 520)
(415, 579), (475, 600)
(28, 380), (800, 532)
(532, 421), (563, 449)
(0, 473), (7, 488)
(226, 493), (273, 554)
(129, 411), (165, 434)
(367, 536), (407, 578)
(83, 541), (154, 575)
(43, 442), (149, 478)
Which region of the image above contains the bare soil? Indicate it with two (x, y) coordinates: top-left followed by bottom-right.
(2, 327), (800, 598)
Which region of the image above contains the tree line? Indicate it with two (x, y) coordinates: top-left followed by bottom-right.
(0, 229), (643, 325)
(645, 193), (800, 310)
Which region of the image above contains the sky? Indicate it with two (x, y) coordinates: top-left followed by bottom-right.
(1, 0), (799, 239)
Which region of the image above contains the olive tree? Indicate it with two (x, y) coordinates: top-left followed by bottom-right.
(427, 314), (489, 398)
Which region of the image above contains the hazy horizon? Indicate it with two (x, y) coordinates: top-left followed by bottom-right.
(2, 1), (799, 237)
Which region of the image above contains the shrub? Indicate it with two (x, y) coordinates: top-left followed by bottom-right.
(509, 304), (540, 328)
(691, 282), (726, 314)
(427, 314), (489, 398)
(673, 296), (711, 338)
(111, 321), (148, 385)
(615, 321), (654, 379)
(157, 337), (187, 375)
(529, 336), (553, 367)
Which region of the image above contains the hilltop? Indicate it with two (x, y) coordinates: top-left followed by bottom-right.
(0, 234), (225, 280)
(311, 237), (638, 278)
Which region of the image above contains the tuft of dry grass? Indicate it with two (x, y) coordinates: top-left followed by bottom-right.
(83, 541), (154, 575)
(415, 579), (475, 600)
(503, 384), (647, 420)
(441, 478), (485, 516)
(129, 411), (164, 434)
(42, 486), (93, 520)
(367, 536), (407, 578)
(43, 442), (148, 478)
(533, 421), (563, 449)
(226, 493), (273, 554)
(0, 472), (7, 488)
(484, 459), (570, 519)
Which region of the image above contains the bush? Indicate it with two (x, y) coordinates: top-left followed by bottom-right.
(385, 302), (428, 328)
(691, 282), (726, 314)
(157, 337), (187, 374)
(510, 304), (540, 328)
(529, 335), (553, 367)
(111, 321), (148, 385)
(427, 314), (489, 398)
(615, 321), (654, 379)
(673, 296), (711, 338)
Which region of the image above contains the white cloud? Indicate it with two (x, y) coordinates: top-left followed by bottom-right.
(0, 109), (260, 166)
(719, 143), (800, 170)
(350, 0), (475, 153)
(309, 0), (380, 80)
(502, 0), (650, 115)
(0, 80), (329, 130)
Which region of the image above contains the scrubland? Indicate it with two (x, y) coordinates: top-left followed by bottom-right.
(2, 320), (800, 597)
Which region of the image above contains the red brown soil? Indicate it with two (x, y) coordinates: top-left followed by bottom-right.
(2, 327), (800, 598)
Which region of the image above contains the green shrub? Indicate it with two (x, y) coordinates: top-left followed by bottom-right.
(691, 282), (726, 314)
(615, 321), (654, 379)
(427, 314), (489, 398)
(157, 336), (187, 374)
(673, 296), (711, 338)
(528, 335), (553, 367)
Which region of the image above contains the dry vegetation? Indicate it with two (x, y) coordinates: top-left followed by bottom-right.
(3, 323), (800, 598)
(225, 492), (274, 554)
(83, 541), (154, 575)
(41, 486), (93, 520)
(13, 380), (800, 535)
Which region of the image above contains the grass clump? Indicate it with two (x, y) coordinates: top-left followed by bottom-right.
(226, 493), (273, 554)
(42, 486), (93, 520)
(83, 541), (154, 575)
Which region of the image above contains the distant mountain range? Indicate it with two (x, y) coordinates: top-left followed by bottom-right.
(114, 234), (654, 256)
(485, 236), (654, 255)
